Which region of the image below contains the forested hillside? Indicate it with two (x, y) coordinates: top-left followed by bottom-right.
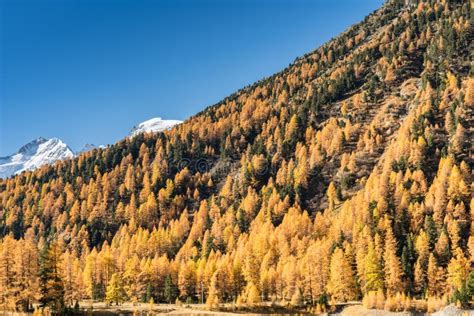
(0, 0), (473, 313)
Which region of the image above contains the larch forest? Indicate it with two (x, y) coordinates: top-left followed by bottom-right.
(0, 0), (473, 314)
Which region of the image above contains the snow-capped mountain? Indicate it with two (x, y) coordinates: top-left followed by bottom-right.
(129, 117), (182, 137)
(0, 137), (74, 178)
(0, 117), (181, 178)
(77, 143), (105, 154)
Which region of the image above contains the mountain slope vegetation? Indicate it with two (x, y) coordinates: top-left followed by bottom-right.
(0, 0), (472, 313)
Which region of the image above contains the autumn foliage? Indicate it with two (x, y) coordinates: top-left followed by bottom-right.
(0, 0), (473, 313)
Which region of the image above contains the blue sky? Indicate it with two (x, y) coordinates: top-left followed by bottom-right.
(0, 0), (384, 155)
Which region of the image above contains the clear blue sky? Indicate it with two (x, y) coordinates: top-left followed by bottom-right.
(0, 0), (384, 155)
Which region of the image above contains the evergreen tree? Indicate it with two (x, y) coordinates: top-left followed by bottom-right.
(39, 242), (65, 314)
(164, 275), (177, 304)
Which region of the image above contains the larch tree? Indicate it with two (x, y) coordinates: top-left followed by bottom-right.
(245, 282), (261, 307)
(106, 273), (127, 306)
(206, 272), (220, 310)
(83, 249), (100, 300)
(447, 248), (469, 294)
(414, 231), (429, 295)
(178, 260), (197, 300)
(383, 225), (405, 296)
(427, 254), (445, 297)
(364, 241), (384, 293)
(327, 247), (358, 302)
(0, 235), (17, 311)
(327, 182), (338, 211)
(0, 0), (471, 313)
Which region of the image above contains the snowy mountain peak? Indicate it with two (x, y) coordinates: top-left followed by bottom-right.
(17, 137), (48, 156)
(1, 117), (182, 178)
(0, 137), (74, 178)
(129, 117), (182, 137)
(77, 144), (105, 154)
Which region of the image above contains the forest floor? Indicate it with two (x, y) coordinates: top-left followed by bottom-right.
(73, 302), (474, 315)
(78, 302), (223, 315)
(76, 301), (304, 315)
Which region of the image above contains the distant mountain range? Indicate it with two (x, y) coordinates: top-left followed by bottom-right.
(0, 137), (74, 178)
(0, 117), (181, 178)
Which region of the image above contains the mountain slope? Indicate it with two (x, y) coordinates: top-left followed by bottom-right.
(0, 0), (472, 312)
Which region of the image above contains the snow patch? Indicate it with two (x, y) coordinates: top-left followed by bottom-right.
(129, 117), (182, 137)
